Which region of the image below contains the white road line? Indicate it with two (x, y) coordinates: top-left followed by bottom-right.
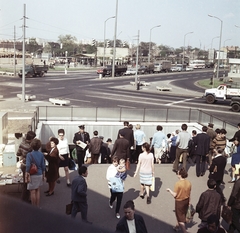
(66, 98), (91, 103)
(48, 87), (65, 90)
(117, 105), (136, 109)
(165, 98), (197, 106)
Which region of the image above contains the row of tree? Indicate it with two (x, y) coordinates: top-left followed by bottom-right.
(1, 34), (239, 59)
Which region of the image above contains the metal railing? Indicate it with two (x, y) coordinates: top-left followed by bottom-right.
(29, 106), (236, 139)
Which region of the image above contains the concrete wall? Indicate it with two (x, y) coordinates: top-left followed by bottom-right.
(0, 112), (8, 144)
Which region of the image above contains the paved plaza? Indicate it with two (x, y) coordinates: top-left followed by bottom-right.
(0, 162), (233, 232)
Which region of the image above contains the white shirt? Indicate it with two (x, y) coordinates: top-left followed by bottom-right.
(57, 137), (69, 155)
(127, 219), (136, 233)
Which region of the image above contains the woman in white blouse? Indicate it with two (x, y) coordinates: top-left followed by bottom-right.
(57, 129), (71, 186)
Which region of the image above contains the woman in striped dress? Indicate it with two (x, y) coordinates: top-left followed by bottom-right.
(134, 142), (154, 204)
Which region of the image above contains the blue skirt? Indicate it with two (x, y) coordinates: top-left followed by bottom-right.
(139, 172), (152, 186)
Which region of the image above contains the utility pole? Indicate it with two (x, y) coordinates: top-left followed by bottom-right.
(13, 25), (16, 77)
(22, 4), (26, 102)
(112, 0), (118, 78)
(135, 30), (140, 90)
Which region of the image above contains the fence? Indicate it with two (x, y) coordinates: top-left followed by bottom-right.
(29, 106), (236, 140)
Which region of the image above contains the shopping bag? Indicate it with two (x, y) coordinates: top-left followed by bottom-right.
(221, 205), (232, 224)
(150, 177), (155, 192)
(186, 204), (196, 223)
(110, 177), (124, 193)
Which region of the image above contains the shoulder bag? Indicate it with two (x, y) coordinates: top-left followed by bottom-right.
(110, 177), (124, 193)
(29, 153), (38, 175)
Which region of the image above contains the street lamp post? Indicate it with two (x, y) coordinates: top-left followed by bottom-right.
(182, 32), (193, 65)
(112, 0), (118, 78)
(211, 36), (219, 50)
(208, 14), (223, 81)
(103, 16), (115, 67)
(148, 25), (161, 64)
(135, 30), (140, 90)
(223, 38), (231, 76)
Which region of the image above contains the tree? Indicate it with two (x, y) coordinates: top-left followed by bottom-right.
(58, 34), (78, 56)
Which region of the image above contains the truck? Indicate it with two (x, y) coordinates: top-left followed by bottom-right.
(230, 97), (240, 112)
(154, 60), (171, 73)
(18, 65), (49, 78)
(97, 65), (127, 77)
(203, 84), (240, 104)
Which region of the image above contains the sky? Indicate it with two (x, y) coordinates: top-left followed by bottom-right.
(0, 0), (240, 50)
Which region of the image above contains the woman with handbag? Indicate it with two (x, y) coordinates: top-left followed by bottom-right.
(106, 156), (123, 219)
(57, 129), (71, 187)
(44, 137), (60, 196)
(134, 142), (154, 204)
(166, 168), (191, 233)
(25, 138), (45, 207)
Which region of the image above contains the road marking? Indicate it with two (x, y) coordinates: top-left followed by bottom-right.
(117, 105), (136, 109)
(48, 87), (65, 90)
(66, 98), (91, 103)
(165, 98), (197, 106)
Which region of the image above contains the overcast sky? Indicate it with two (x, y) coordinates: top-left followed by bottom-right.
(0, 0), (239, 50)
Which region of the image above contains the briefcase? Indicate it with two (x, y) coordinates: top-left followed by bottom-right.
(221, 205), (232, 224)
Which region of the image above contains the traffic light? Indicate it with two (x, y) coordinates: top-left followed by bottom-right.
(106, 40), (110, 48)
(92, 39), (96, 46)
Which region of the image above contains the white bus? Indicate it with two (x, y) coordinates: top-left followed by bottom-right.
(189, 60), (205, 69)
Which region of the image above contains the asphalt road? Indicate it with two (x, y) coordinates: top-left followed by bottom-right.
(0, 69), (238, 125)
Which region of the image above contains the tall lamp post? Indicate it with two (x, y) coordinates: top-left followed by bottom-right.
(208, 14), (223, 81)
(223, 38), (231, 76)
(103, 16), (115, 67)
(211, 36), (219, 49)
(148, 25), (161, 64)
(182, 31), (193, 65)
(112, 0), (118, 78)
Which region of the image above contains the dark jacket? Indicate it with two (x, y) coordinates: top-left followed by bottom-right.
(208, 154), (227, 182)
(111, 138), (130, 160)
(207, 128), (217, 149)
(196, 189), (222, 221)
(118, 127), (134, 148)
(89, 137), (102, 154)
(116, 214), (148, 233)
(73, 131), (90, 151)
(228, 178), (240, 209)
(229, 130), (240, 142)
(195, 133), (210, 156)
(71, 175), (87, 203)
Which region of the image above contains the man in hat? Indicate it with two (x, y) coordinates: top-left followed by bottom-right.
(111, 130), (130, 160)
(207, 123), (217, 165)
(73, 125), (90, 167)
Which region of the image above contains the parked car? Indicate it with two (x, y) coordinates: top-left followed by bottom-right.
(170, 66), (178, 72)
(124, 68), (136, 75)
(186, 66), (194, 71)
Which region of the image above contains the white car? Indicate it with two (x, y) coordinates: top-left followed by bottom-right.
(124, 68), (136, 75)
(186, 66), (194, 71)
(170, 66), (178, 72)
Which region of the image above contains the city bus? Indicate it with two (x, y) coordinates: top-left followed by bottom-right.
(189, 60), (205, 69)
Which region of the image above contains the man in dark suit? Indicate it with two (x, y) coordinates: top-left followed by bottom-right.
(229, 123), (240, 142)
(116, 200), (148, 233)
(209, 147), (227, 204)
(71, 166), (91, 224)
(73, 125), (90, 167)
(117, 121), (134, 149)
(195, 126), (210, 177)
(112, 130), (130, 160)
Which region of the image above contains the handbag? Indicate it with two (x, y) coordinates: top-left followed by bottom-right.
(29, 153), (38, 175)
(221, 205), (232, 224)
(68, 159), (77, 171)
(66, 201), (81, 215)
(186, 204), (196, 223)
(110, 177), (124, 193)
(150, 177), (155, 192)
(66, 203), (73, 215)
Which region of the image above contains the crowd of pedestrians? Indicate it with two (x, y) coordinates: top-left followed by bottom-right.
(16, 121), (240, 232)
